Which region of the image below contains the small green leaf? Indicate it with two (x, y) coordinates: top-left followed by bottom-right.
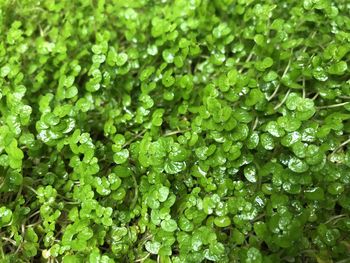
(244, 164), (258, 183)
(162, 49), (175, 63)
(288, 157), (309, 173)
(328, 61), (347, 75)
(116, 52), (128, 66)
(0, 206), (12, 226)
(158, 186), (170, 202)
(164, 161), (185, 174)
(266, 121), (285, 137)
(214, 216), (231, 227)
(255, 57), (273, 71)
(66, 86), (78, 99)
(246, 247), (262, 263)
(304, 187), (325, 200)
(286, 93), (301, 110)
(145, 241), (161, 254)
(161, 219), (178, 232)
(260, 133), (275, 150)
(113, 149), (129, 164)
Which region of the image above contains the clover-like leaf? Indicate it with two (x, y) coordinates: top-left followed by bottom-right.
(2, 2), (350, 262)
(113, 149), (129, 164)
(161, 219), (178, 232)
(328, 61), (347, 75)
(288, 157), (309, 173)
(115, 52), (128, 66)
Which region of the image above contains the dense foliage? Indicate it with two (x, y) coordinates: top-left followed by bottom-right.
(1, 0), (350, 262)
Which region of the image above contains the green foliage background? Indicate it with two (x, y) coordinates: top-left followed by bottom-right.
(1, 0), (350, 262)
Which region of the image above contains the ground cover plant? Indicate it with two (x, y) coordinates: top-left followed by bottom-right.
(1, 0), (350, 262)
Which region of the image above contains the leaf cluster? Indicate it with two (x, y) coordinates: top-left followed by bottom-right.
(1, 0), (350, 262)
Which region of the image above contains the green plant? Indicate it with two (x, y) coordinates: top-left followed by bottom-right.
(0, 0), (350, 262)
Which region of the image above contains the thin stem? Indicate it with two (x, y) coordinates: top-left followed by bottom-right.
(27, 210), (40, 220)
(0, 239), (3, 258)
(317, 101), (349, 109)
(1, 237), (17, 246)
(324, 214), (346, 225)
(246, 52), (253, 63)
(274, 89), (291, 111)
(267, 59), (291, 101)
(135, 253), (150, 262)
(331, 138), (350, 155)
(302, 78), (306, 99)
(252, 117), (259, 131)
(253, 213), (265, 222)
(130, 174), (139, 209)
(24, 185), (38, 195)
(300, 31), (317, 53)
(15, 184), (23, 202)
(39, 25), (44, 37)
(123, 129), (147, 147)
(239, 51), (254, 73)
(336, 258), (350, 263)
(0, 243), (3, 259)
(14, 242), (22, 254)
(164, 129), (191, 137)
(57, 193), (80, 204)
(311, 93), (319, 100)
(300, 249), (317, 254)
(26, 221), (42, 228)
(139, 234), (153, 246)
